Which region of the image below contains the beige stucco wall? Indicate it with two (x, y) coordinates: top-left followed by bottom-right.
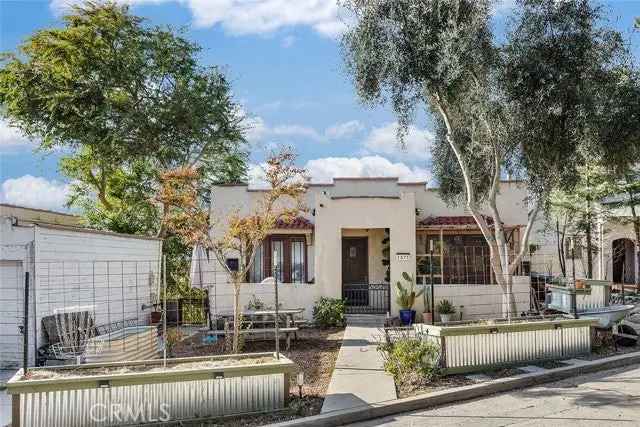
(206, 179), (530, 315)
(210, 180), (529, 229)
(410, 181), (529, 227)
(314, 192), (416, 314)
(599, 220), (638, 283)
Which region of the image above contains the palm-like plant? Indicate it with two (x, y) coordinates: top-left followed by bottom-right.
(396, 272), (423, 310)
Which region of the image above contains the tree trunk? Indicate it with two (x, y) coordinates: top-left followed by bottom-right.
(556, 220), (567, 277)
(486, 240), (516, 318)
(585, 221), (593, 279)
(232, 278), (241, 353)
(433, 97), (533, 320)
(501, 274), (518, 318)
(157, 202), (170, 238)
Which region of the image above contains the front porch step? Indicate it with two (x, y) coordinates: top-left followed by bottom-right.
(345, 314), (386, 326)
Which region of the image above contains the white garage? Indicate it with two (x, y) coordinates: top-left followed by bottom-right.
(0, 260), (24, 369)
(0, 207), (162, 369)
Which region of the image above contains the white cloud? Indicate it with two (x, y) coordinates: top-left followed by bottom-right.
(324, 120), (364, 139)
(363, 122), (434, 161)
(247, 155), (431, 188)
(243, 115), (269, 144)
(304, 156), (431, 183)
(0, 120), (37, 152)
(0, 175), (71, 211)
(51, 0), (347, 38)
(246, 115), (367, 146)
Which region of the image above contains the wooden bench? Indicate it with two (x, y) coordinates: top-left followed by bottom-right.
(212, 325), (299, 350)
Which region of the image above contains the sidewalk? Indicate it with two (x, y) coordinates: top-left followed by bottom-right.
(321, 325), (396, 413)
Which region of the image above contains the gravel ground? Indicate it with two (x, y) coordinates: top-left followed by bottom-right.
(397, 374), (473, 398)
(21, 356), (275, 381)
(174, 327), (344, 397)
(171, 327), (344, 425)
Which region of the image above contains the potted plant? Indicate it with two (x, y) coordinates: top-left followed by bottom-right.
(422, 283), (432, 324)
(436, 299), (456, 324)
(396, 272), (423, 325)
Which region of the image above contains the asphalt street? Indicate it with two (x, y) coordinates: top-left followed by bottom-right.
(347, 365), (640, 426)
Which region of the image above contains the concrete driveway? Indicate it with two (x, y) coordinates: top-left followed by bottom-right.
(347, 365), (640, 426)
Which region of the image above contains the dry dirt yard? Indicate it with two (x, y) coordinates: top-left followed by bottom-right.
(173, 326), (345, 426)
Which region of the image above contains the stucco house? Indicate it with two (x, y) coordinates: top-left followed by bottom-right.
(528, 195), (639, 286)
(197, 178), (532, 319)
(600, 195), (638, 285)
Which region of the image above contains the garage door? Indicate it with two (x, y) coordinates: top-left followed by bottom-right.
(0, 260), (23, 369)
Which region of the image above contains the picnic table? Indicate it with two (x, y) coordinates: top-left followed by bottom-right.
(212, 308), (306, 350)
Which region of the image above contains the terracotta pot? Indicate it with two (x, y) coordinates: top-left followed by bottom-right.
(422, 312), (433, 324)
(575, 280), (585, 289)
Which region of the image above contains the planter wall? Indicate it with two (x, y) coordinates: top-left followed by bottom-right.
(415, 318), (597, 374)
(548, 280), (611, 312)
(6, 353), (296, 427)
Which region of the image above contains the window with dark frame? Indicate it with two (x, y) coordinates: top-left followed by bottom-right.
(247, 235), (307, 283)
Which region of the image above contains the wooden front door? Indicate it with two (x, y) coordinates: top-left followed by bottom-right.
(342, 237), (368, 284)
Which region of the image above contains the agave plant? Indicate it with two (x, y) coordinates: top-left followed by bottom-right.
(396, 272), (423, 310)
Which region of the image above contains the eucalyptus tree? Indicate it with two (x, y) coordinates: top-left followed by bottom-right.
(549, 163), (618, 279)
(342, 0), (637, 315)
(0, 1), (248, 237)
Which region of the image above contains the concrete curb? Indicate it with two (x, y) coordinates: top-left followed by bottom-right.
(270, 351), (640, 427)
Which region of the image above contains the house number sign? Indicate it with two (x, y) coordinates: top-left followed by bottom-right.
(396, 253), (410, 261)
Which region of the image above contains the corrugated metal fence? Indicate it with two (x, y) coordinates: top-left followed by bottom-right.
(16, 374), (285, 427)
(416, 318), (595, 374)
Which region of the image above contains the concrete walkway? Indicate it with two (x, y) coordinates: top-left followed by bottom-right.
(346, 364), (640, 426)
(322, 325), (396, 413)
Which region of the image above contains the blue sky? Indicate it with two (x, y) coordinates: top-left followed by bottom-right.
(0, 0), (638, 211)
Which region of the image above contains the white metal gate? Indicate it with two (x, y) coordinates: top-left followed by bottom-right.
(0, 260), (23, 368)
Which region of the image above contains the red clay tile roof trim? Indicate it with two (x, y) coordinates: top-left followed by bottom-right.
(418, 215), (496, 227)
(274, 216), (314, 230)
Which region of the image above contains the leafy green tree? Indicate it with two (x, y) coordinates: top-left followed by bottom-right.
(61, 148), (160, 234)
(549, 163), (617, 279)
(342, 0), (639, 315)
(0, 1), (248, 239)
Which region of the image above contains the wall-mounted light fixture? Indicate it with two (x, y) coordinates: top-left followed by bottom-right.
(296, 371), (304, 398)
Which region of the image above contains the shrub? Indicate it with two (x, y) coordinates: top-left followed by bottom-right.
(378, 333), (440, 384)
(436, 299), (456, 315)
(313, 297), (346, 327)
